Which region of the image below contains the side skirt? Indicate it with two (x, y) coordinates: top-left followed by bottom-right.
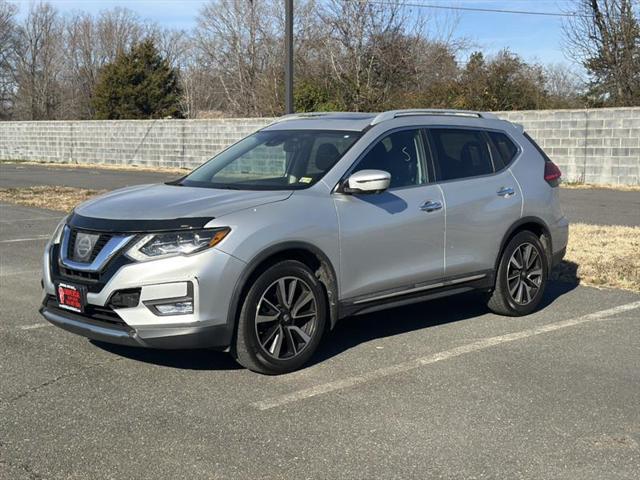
(338, 270), (494, 319)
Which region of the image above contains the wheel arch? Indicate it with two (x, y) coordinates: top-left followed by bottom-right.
(228, 242), (340, 338)
(496, 216), (553, 274)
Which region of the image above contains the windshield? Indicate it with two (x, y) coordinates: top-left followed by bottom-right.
(180, 130), (361, 190)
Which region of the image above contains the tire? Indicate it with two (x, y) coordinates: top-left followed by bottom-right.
(233, 260), (327, 374)
(487, 231), (548, 316)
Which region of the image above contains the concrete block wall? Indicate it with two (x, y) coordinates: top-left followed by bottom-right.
(497, 107), (640, 185)
(0, 108), (638, 184)
(0, 118), (273, 170)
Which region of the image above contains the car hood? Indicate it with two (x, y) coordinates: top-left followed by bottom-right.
(75, 183), (293, 221)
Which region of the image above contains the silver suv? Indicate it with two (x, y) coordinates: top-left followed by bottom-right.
(40, 109), (568, 374)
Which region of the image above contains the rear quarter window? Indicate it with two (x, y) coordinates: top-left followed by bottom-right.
(487, 131), (519, 170)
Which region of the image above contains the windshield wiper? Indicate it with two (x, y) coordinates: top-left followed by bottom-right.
(165, 177), (187, 186)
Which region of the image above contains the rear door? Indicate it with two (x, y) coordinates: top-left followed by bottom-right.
(427, 127), (522, 277)
(334, 128), (445, 300)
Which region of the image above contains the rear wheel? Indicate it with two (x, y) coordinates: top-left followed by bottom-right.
(234, 260), (327, 374)
(487, 231), (548, 316)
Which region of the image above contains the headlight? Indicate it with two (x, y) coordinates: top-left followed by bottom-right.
(125, 227), (230, 262)
(51, 215), (69, 245)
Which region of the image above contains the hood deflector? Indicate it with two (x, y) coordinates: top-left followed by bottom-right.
(68, 213), (215, 233)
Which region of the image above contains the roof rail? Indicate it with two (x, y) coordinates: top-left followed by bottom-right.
(370, 109), (498, 125)
(271, 112), (337, 124)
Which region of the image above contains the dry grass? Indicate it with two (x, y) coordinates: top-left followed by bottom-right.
(2, 160), (190, 175)
(552, 223), (640, 292)
(0, 186), (105, 213)
(561, 182), (640, 191)
(0, 186), (638, 292)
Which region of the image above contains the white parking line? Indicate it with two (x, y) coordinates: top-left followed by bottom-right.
(0, 235), (50, 243)
(19, 323), (51, 331)
(0, 270), (41, 278)
(0, 217), (62, 223)
(252, 300), (640, 411)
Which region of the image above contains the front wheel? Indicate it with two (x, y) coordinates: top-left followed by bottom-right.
(487, 231), (548, 316)
(233, 260), (327, 374)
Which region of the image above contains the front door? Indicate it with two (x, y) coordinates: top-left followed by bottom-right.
(334, 129), (445, 300)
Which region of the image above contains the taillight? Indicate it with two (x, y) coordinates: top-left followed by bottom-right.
(544, 161), (562, 187)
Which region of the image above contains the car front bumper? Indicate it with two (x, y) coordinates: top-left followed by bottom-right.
(40, 300), (232, 349)
(41, 242), (247, 349)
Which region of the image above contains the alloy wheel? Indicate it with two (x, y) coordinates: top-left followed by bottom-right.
(507, 242), (543, 305)
(254, 276), (318, 360)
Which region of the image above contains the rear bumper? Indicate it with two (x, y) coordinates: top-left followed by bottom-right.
(40, 301), (233, 350)
(550, 216), (569, 265)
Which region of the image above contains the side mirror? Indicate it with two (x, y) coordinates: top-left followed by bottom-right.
(343, 169), (391, 194)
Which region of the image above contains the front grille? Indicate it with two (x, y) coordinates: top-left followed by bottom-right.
(59, 266), (100, 283)
(68, 229), (113, 263)
(90, 234), (111, 261)
(51, 241), (134, 294)
(44, 295), (131, 330)
(68, 229), (77, 258)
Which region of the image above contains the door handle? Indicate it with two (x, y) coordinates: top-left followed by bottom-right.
(497, 187), (515, 198)
(420, 200), (443, 212)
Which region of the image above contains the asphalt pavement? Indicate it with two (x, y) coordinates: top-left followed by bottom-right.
(1, 162), (639, 226)
(0, 162), (176, 190)
(1, 201), (639, 479)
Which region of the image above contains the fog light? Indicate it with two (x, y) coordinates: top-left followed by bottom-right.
(143, 282), (194, 316)
(154, 301), (193, 315)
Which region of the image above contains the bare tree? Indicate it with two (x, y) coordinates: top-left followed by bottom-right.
(14, 1), (63, 120)
(194, 0), (282, 116)
(63, 12), (100, 118)
(563, 0), (640, 106)
(63, 7), (149, 118)
(0, 0), (587, 120)
(95, 7), (145, 62)
(318, 0), (410, 111)
(0, 0), (17, 118)
(179, 61), (222, 118)
(193, 0), (325, 116)
(544, 63), (585, 107)
(316, 0), (463, 111)
(148, 25), (191, 69)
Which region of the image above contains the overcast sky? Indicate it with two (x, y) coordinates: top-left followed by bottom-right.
(11, 0), (576, 67)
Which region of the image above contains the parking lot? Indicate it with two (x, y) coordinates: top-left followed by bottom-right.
(1, 165), (639, 479)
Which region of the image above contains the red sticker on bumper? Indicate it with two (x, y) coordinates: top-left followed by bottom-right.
(57, 283), (84, 312)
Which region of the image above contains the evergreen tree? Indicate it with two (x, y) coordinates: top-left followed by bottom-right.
(92, 39), (182, 119)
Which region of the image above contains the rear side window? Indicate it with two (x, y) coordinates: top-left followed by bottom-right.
(429, 129), (494, 181)
(487, 131), (518, 169)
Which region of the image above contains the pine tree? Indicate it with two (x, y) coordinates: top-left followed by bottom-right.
(92, 39), (182, 119)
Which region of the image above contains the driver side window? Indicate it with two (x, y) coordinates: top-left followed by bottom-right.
(353, 129), (427, 189)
